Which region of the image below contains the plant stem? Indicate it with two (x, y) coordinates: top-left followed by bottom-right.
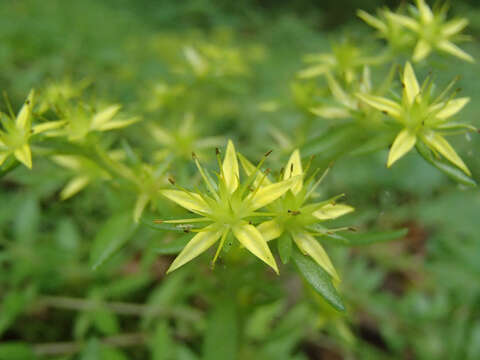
(32, 332), (147, 356)
(37, 295), (202, 322)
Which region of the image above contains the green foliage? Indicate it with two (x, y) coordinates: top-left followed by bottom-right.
(1, 0), (479, 359)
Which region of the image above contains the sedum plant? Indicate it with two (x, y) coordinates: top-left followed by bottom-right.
(357, 62), (474, 174)
(1, 0), (479, 358)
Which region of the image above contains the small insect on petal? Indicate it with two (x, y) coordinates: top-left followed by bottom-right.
(233, 222), (279, 274)
(167, 228), (223, 273)
(387, 129), (417, 168)
(161, 189), (210, 214)
(257, 219), (284, 242)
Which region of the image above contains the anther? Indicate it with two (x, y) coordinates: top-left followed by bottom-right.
(382, 110), (388, 115)
(215, 147), (220, 155)
(248, 221), (252, 225)
(348, 226), (358, 232)
(191, 152), (197, 159)
(168, 177), (175, 185)
(153, 219), (163, 224)
(264, 150), (273, 157)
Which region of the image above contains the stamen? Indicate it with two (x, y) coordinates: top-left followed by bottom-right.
(211, 229), (229, 268)
(305, 163), (332, 200)
(192, 153), (219, 200)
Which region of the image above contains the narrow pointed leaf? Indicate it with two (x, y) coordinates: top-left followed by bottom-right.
(342, 228), (408, 245)
(292, 248), (345, 312)
(90, 212), (137, 270)
(416, 142), (476, 186)
(60, 176), (90, 200)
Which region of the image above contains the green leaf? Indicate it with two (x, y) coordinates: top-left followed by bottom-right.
(342, 228), (408, 246)
(90, 212), (137, 270)
(292, 248), (345, 312)
(0, 287), (36, 337)
(155, 234), (191, 255)
(202, 300), (237, 360)
(150, 321), (175, 360)
(416, 142), (476, 187)
(277, 234), (293, 264)
(0, 343), (36, 360)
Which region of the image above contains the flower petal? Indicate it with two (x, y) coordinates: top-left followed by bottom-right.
(386, 12), (420, 32)
(91, 105), (121, 129)
(96, 117), (140, 131)
(423, 132), (471, 175)
(133, 193), (150, 223)
(60, 176), (91, 200)
(387, 129), (417, 167)
(356, 93), (402, 118)
(167, 228), (223, 273)
(357, 10), (388, 33)
(417, 0), (433, 23)
(14, 144), (32, 169)
(222, 140), (239, 193)
(16, 90), (35, 130)
(434, 97), (470, 120)
(297, 65), (330, 79)
(291, 231), (339, 281)
(0, 152), (9, 166)
(437, 40), (474, 63)
(283, 149), (303, 194)
(403, 62), (420, 105)
(161, 189), (210, 214)
(238, 153), (271, 187)
(257, 220), (284, 242)
(313, 203), (354, 220)
(32, 120), (67, 134)
(442, 18), (469, 37)
(233, 222), (278, 273)
(412, 39), (432, 62)
(248, 177), (295, 211)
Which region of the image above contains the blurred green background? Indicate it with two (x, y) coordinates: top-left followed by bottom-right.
(1, 0), (480, 359)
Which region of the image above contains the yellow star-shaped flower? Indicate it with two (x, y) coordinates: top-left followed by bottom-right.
(357, 62), (475, 175)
